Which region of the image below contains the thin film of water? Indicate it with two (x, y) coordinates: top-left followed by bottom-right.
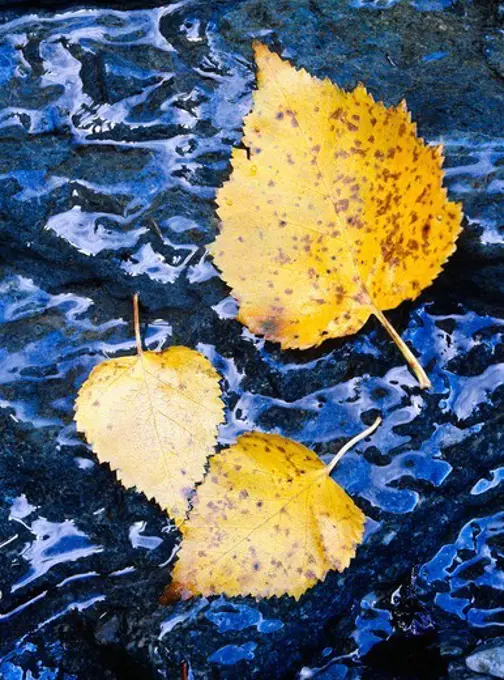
(0, 2), (502, 676)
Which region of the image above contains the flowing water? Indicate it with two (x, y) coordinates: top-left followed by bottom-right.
(0, 1), (502, 677)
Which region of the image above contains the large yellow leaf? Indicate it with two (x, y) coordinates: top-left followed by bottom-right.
(74, 297), (224, 524)
(163, 420), (380, 601)
(210, 43), (463, 389)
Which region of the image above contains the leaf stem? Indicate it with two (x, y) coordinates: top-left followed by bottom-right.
(326, 417), (381, 475)
(150, 219), (164, 240)
(373, 308), (431, 390)
(133, 293), (143, 355)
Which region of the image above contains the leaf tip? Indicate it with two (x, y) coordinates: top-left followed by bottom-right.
(160, 581), (194, 606)
(160, 584), (180, 606)
(252, 40), (271, 64)
(252, 39), (265, 53)
(435, 142), (445, 165)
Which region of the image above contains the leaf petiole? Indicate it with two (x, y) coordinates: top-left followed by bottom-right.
(326, 417), (381, 475)
(133, 293), (143, 355)
(373, 308), (431, 390)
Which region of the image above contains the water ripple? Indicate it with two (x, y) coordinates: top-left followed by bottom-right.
(0, 3), (502, 677)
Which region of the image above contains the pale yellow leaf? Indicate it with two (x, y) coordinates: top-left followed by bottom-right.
(75, 344), (224, 524)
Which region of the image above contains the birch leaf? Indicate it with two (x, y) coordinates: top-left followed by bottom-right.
(163, 420), (380, 601)
(74, 297), (224, 524)
(210, 42), (463, 389)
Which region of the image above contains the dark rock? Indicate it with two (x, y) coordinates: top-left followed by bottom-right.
(0, 0), (502, 678)
(466, 642), (504, 679)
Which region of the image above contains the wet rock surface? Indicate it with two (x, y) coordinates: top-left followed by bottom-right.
(0, 0), (502, 678)
(466, 642), (504, 679)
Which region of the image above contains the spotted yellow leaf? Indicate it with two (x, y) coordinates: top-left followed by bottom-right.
(74, 296), (224, 524)
(210, 42), (463, 389)
(163, 420), (380, 601)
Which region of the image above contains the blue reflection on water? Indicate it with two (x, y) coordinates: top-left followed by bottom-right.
(0, 1), (502, 676)
(205, 600), (283, 633)
(471, 468), (504, 496)
(349, 0), (456, 9)
(352, 593), (393, 656)
(209, 641), (257, 665)
(420, 513), (504, 628)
